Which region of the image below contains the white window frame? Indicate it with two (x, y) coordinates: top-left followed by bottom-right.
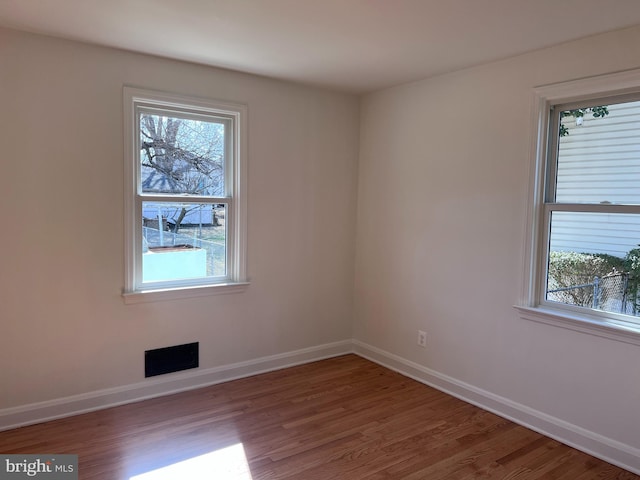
(122, 87), (248, 304)
(516, 69), (640, 345)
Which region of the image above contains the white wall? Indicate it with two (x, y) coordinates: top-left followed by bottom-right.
(0, 27), (359, 409)
(355, 25), (640, 454)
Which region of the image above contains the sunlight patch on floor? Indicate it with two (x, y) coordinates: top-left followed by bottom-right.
(130, 443), (252, 480)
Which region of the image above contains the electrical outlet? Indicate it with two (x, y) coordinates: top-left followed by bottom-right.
(417, 330), (427, 348)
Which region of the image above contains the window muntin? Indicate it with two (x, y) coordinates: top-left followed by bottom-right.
(124, 88), (246, 297)
(541, 96), (640, 324)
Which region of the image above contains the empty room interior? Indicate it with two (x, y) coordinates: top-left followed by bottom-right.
(2, 1), (640, 478)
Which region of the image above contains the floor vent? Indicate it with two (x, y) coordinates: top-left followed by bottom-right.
(145, 342), (199, 378)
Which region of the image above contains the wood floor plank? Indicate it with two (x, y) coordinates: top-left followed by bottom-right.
(0, 354), (637, 479)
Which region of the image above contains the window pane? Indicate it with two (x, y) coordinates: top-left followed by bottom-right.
(142, 202), (227, 283)
(556, 100), (640, 204)
(546, 211), (640, 317)
(139, 113), (225, 195)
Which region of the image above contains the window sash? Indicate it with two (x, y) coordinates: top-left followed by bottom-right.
(538, 204), (640, 312)
(537, 211), (640, 328)
(545, 93), (640, 206)
(134, 198), (234, 289)
(134, 108), (233, 199)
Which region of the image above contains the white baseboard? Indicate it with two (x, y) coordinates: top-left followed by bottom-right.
(0, 340), (353, 432)
(352, 340), (640, 475)
(3, 338), (638, 475)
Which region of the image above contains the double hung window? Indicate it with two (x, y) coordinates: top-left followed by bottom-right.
(520, 71), (640, 342)
(123, 88), (247, 302)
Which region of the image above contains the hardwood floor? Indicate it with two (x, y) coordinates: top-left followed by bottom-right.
(0, 354), (637, 479)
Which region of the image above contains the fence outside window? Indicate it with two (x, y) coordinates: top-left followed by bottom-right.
(547, 272), (638, 316)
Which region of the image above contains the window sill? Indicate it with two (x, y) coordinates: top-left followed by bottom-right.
(514, 305), (640, 346)
(122, 282), (249, 305)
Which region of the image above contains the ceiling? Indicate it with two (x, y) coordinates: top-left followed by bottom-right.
(2, 0), (640, 93)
